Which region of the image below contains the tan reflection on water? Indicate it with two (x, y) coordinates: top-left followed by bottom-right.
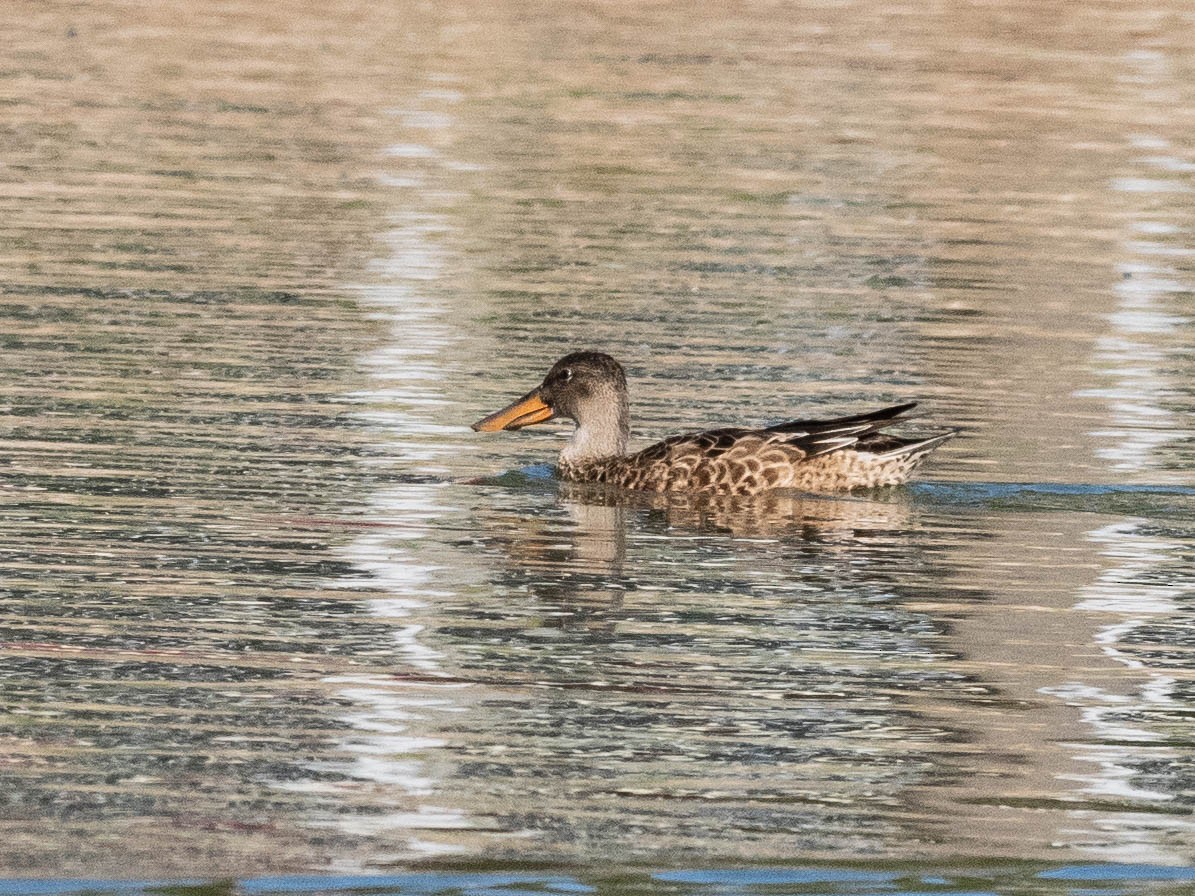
(343, 0), (1195, 867)
(423, 481), (1188, 864)
(904, 509), (1170, 860)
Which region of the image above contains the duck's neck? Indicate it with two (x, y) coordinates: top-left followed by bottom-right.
(560, 395), (629, 466)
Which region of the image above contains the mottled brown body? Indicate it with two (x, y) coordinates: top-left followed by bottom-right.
(474, 351), (954, 496)
(558, 428), (950, 495)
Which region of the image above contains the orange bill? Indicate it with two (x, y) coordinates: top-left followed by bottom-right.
(472, 389), (555, 431)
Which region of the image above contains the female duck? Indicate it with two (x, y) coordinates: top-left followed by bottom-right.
(472, 351), (953, 496)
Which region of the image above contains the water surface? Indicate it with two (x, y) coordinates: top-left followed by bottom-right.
(1, 0), (1194, 887)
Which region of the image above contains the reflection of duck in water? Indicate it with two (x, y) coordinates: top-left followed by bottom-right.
(559, 480), (916, 541)
(473, 351), (954, 495)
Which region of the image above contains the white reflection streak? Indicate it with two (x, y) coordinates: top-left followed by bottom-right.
(323, 91), (472, 862)
(1062, 522), (1195, 863)
(1055, 47), (1194, 864)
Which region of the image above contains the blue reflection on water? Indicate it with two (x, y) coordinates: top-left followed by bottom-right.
(654, 867), (894, 884)
(914, 481), (1195, 498)
(6, 864), (1195, 896)
(1038, 864), (1195, 881)
(910, 480), (1195, 515)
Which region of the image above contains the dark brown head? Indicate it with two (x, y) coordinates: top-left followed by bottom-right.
(472, 351), (629, 433)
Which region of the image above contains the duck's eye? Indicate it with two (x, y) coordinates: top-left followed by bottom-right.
(560, 368), (573, 382)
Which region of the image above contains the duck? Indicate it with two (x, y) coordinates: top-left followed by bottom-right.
(472, 351), (954, 495)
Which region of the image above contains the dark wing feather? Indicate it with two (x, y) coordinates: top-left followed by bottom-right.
(634, 404), (919, 464)
(765, 401), (918, 434)
(764, 402), (920, 457)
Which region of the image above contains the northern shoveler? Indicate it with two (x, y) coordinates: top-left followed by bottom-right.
(472, 351), (954, 495)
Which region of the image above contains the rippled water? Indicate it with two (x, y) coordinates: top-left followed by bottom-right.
(2, 0), (1195, 890)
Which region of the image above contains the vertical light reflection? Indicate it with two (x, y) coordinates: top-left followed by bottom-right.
(1064, 521), (1195, 864)
(1056, 46), (1194, 864)
(1086, 262), (1188, 472)
(318, 85), (475, 865)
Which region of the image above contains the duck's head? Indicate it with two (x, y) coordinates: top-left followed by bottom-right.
(472, 351), (628, 433)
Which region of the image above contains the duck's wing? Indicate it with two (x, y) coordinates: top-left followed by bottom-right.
(763, 402), (920, 456)
(629, 403), (920, 465)
(764, 401), (918, 434)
